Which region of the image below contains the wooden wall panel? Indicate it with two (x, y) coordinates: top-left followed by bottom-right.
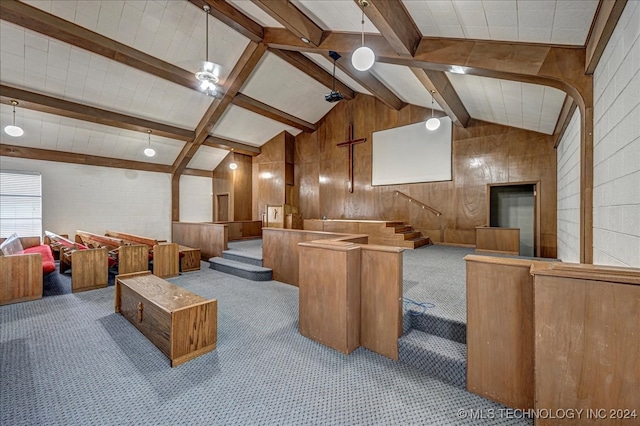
(252, 131), (294, 220)
(213, 153), (234, 221)
(294, 94), (558, 256)
(234, 153), (253, 221)
(475, 227), (520, 255)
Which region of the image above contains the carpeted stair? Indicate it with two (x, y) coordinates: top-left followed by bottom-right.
(209, 250), (272, 281)
(400, 308), (467, 388)
(399, 329), (467, 388)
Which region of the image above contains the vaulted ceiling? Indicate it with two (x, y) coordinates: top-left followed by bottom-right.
(1, 0), (601, 175)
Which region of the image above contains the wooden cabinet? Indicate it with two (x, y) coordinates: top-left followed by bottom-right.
(115, 271), (217, 367)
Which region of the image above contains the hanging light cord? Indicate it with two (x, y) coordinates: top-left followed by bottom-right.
(205, 6), (209, 63)
(12, 103), (17, 126)
(148, 130), (151, 148)
(332, 58), (336, 92)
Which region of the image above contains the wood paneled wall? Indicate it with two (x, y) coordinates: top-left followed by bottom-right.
(213, 152), (252, 221)
(172, 222), (228, 260)
(293, 94), (558, 257)
(252, 131), (295, 221)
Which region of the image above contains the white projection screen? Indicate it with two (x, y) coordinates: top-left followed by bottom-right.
(372, 117), (452, 185)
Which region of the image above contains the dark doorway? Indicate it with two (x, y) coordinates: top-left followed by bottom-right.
(489, 184), (537, 257)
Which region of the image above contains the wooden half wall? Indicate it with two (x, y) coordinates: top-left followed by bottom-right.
(262, 228), (368, 286)
(172, 222), (228, 260)
(293, 95), (557, 257)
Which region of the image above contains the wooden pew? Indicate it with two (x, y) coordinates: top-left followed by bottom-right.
(105, 230), (179, 278)
(75, 230), (148, 276)
(45, 231), (109, 293)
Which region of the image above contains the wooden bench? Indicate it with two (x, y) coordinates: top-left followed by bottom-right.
(115, 271), (217, 367)
(105, 231), (180, 278)
(0, 236), (45, 305)
(45, 231), (109, 293)
(178, 245), (201, 272)
(75, 230), (149, 276)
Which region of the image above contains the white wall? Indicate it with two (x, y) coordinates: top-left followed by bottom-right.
(0, 157), (172, 241)
(179, 175), (212, 222)
(556, 109), (581, 263)
(593, 1), (640, 267)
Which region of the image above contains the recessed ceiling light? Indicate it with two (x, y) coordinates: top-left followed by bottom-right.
(301, 37), (310, 44)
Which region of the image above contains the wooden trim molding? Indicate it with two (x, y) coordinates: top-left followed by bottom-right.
(585, 0), (628, 74)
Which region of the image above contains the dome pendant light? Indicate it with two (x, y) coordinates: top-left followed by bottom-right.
(425, 91), (441, 131)
(4, 100), (24, 137)
(195, 5), (219, 96)
(351, 0), (375, 72)
(144, 130), (156, 157)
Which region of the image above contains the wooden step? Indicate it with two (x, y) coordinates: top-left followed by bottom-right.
(393, 225), (412, 233)
(399, 230), (421, 240)
(399, 236), (431, 249)
(385, 221), (406, 227)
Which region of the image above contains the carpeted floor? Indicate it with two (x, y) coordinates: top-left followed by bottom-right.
(1, 247), (531, 426)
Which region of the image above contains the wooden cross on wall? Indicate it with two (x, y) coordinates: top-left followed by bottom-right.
(337, 124), (366, 193)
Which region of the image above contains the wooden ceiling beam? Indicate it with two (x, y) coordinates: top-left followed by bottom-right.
(0, 144), (165, 173)
(585, 0), (628, 74)
(333, 56), (405, 111)
(0, 85), (194, 142)
(0, 0), (199, 92)
(269, 49), (356, 100)
(183, 168), (213, 178)
(187, 0), (264, 43)
(409, 69), (470, 127)
(252, 0), (324, 47)
(203, 136), (260, 157)
(359, 0), (421, 57)
(231, 93), (316, 133)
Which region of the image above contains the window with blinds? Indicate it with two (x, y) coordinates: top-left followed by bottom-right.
(0, 170), (42, 239)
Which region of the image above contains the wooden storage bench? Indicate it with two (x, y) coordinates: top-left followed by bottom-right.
(115, 271), (217, 367)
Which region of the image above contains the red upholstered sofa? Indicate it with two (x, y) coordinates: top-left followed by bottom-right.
(0, 235), (55, 305)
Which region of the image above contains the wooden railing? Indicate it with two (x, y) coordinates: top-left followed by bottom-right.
(394, 191), (442, 216)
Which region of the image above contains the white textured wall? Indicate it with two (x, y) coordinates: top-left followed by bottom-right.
(179, 175), (212, 223)
(0, 157), (172, 241)
(593, 1), (640, 267)
(556, 109), (581, 263)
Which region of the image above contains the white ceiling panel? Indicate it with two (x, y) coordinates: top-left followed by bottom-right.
(240, 52), (339, 123)
(186, 145), (229, 171)
(402, 0), (598, 45)
(292, 0), (380, 33)
(0, 21), (212, 130)
(369, 63), (443, 111)
(211, 105), (301, 147)
(0, 105), (185, 165)
(22, 0), (251, 84)
(446, 73), (566, 135)
(302, 53), (372, 96)
(227, 0), (285, 28)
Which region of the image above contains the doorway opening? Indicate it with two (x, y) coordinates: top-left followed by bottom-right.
(488, 183), (539, 257)
(216, 194), (229, 222)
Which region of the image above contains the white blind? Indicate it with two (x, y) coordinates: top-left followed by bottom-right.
(0, 170), (42, 238)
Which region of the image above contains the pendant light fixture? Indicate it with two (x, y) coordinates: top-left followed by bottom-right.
(144, 130), (156, 157)
(4, 100), (24, 137)
(351, 0), (375, 72)
(195, 5), (219, 96)
(229, 151), (238, 170)
(425, 91), (441, 131)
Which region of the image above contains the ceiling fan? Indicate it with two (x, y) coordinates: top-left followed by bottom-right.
(193, 5), (225, 99)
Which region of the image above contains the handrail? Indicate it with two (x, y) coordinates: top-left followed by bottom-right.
(394, 191), (442, 216)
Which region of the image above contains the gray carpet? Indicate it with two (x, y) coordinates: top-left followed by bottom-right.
(228, 239), (264, 259)
(1, 252), (531, 426)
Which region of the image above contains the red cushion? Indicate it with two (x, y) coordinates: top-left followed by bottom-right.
(23, 245), (56, 275)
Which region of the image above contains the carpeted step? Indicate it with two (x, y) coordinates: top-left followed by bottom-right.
(399, 329), (467, 389)
(222, 250), (263, 266)
(209, 257), (272, 281)
(409, 311), (467, 344)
